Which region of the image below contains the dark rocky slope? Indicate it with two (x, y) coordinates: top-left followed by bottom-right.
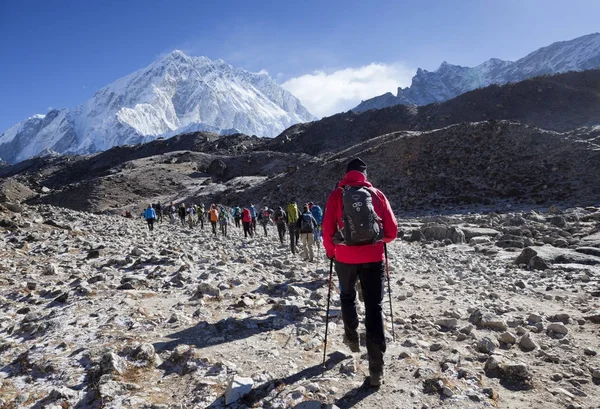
(269, 69), (600, 156)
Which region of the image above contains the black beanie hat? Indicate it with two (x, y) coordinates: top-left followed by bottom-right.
(346, 158), (367, 174)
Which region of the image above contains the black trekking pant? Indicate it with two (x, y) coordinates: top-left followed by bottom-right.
(198, 216), (204, 229)
(336, 260), (386, 374)
(146, 218), (154, 231)
(235, 217), (241, 228)
(211, 221), (217, 235)
(180, 216), (186, 227)
(251, 217), (257, 233)
(243, 221), (252, 237)
(262, 223), (268, 236)
(277, 223), (286, 244)
(288, 224), (298, 254)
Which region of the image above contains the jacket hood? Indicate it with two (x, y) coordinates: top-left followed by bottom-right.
(338, 170), (373, 188)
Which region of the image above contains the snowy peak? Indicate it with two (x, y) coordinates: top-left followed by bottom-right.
(0, 51), (316, 163)
(355, 32), (600, 112)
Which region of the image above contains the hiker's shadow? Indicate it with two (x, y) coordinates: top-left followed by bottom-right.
(334, 380), (378, 409)
(251, 277), (329, 300)
(207, 351), (348, 407)
(153, 305), (320, 353)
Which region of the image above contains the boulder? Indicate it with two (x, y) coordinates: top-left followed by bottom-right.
(515, 245), (600, 268)
(422, 224), (448, 241)
(583, 310), (600, 324)
(579, 231), (600, 249)
(409, 230), (425, 242)
(448, 227), (466, 244)
(575, 247), (600, 257)
(208, 159), (227, 177)
(462, 227), (501, 241)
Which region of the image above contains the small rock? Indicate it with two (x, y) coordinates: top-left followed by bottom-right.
(502, 361), (532, 381)
(100, 352), (127, 375)
(477, 337), (498, 354)
(435, 318), (458, 329)
(478, 312), (507, 331)
(44, 264), (58, 275)
(519, 333), (539, 352)
(131, 247), (145, 257)
(584, 347), (597, 356)
(340, 360), (357, 375)
(498, 331), (517, 344)
(53, 292), (69, 303)
(87, 249), (103, 259)
(547, 323), (569, 337)
(131, 343), (155, 361)
(194, 283), (221, 298)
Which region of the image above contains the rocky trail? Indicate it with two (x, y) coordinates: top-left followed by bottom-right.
(1, 204), (600, 409)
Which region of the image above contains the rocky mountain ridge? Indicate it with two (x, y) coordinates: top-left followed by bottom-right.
(354, 32), (600, 112)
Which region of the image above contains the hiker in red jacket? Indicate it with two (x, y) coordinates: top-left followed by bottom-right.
(322, 158), (398, 388)
(242, 207), (253, 238)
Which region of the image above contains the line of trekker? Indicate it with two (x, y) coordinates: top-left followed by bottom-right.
(141, 200), (325, 260)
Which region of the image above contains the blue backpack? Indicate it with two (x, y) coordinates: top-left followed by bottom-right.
(310, 205), (323, 224)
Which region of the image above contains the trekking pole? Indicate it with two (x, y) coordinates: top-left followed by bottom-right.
(384, 243), (395, 342)
(322, 258), (334, 369)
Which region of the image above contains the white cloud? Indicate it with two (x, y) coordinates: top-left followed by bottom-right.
(282, 63), (414, 118)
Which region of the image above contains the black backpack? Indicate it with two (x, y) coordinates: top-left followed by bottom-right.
(340, 186), (383, 245)
(300, 213), (314, 233)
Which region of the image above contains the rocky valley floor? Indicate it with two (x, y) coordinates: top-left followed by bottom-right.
(1, 204), (600, 409)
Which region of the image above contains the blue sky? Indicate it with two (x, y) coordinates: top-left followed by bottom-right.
(1, 0), (599, 130)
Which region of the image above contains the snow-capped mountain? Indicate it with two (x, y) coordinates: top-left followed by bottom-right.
(354, 33), (600, 112)
(0, 50), (316, 163)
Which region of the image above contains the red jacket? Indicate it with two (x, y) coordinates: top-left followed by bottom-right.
(242, 208), (252, 223)
(323, 171), (398, 263)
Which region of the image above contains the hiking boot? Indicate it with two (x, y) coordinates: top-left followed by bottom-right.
(369, 370), (383, 388)
(343, 333), (360, 353)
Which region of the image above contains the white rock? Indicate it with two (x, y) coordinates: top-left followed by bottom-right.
(225, 375), (253, 405)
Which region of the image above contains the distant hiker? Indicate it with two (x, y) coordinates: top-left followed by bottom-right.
(144, 204), (157, 231)
(168, 202), (177, 224)
(178, 203), (187, 227)
(232, 206), (242, 228)
(209, 204), (219, 236)
(297, 205), (317, 261)
(273, 206), (287, 244)
(249, 204), (257, 234)
(257, 206), (272, 236)
(155, 203), (163, 223)
(197, 203), (205, 229)
(219, 206), (228, 236)
(287, 200), (300, 254)
(308, 201), (323, 242)
(322, 157), (398, 388)
(186, 204), (195, 229)
(242, 207), (253, 238)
